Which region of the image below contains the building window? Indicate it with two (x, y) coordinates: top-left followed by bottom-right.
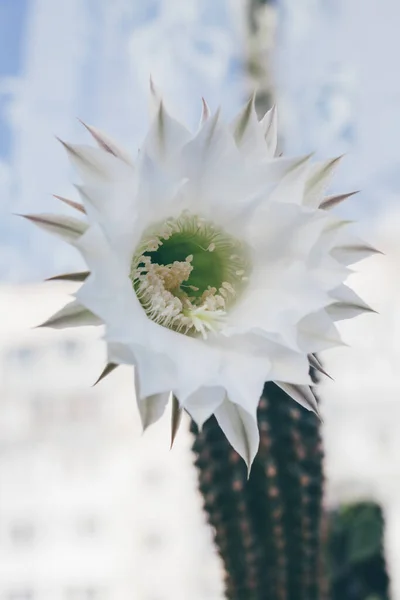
(60, 339), (81, 359)
(9, 522), (35, 546)
(6, 346), (36, 366)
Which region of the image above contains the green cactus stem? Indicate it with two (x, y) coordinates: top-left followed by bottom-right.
(191, 381), (327, 600)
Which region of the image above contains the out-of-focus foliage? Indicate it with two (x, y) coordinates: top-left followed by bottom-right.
(328, 503), (389, 600)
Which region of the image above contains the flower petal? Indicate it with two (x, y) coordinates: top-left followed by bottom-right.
(149, 76), (162, 118)
(264, 341), (312, 385)
(319, 191), (359, 210)
(260, 104), (278, 157)
(308, 354), (333, 380)
(215, 399), (260, 473)
(265, 154), (312, 206)
(46, 271), (90, 282)
(183, 386), (226, 430)
(93, 362), (118, 386)
(274, 382), (321, 418)
(297, 310), (345, 353)
(143, 101), (191, 166)
(107, 341), (175, 404)
(327, 284), (376, 320)
(304, 156), (343, 207)
(138, 392), (170, 432)
(332, 241), (383, 265)
(170, 394), (183, 448)
(231, 93), (268, 160)
(37, 300), (101, 329)
(59, 139), (134, 185)
(199, 97), (211, 127)
(53, 194), (86, 214)
(79, 121), (134, 165)
(19, 213), (87, 243)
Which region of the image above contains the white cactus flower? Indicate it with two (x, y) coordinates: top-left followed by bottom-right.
(24, 88), (377, 471)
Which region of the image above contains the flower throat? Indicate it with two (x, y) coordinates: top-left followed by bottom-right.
(130, 211), (250, 339)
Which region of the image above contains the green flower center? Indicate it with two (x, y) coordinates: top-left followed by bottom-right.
(130, 211), (250, 338)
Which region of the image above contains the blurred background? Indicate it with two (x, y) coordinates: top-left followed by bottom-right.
(0, 0), (399, 598)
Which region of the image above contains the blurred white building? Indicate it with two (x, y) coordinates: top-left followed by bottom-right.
(0, 283), (223, 600)
(322, 214), (400, 599)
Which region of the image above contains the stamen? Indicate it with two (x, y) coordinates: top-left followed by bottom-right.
(130, 211), (251, 338)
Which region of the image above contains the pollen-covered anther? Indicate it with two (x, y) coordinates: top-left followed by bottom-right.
(222, 281), (236, 296)
(131, 211), (250, 338)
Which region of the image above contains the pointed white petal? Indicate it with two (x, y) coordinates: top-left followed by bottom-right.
(20, 213), (87, 243)
(304, 156), (343, 207)
(265, 342), (312, 384)
(332, 241), (383, 265)
(227, 256), (333, 349)
(74, 217), (134, 279)
(144, 102), (191, 165)
(46, 271), (90, 282)
(58, 139), (134, 185)
(199, 97), (211, 127)
(179, 112), (250, 220)
(93, 362), (119, 386)
(260, 104), (278, 157)
(138, 392), (170, 431)
(266, 154), (313, 205)
(327, 285), (376, 320)
(75, 181), (141, 265)
(130, 345), (178, 399)
(275, 382), (321, 418)
(182, 109), (231, 171)
(53, 194), (86, 214)
(232, 93), (256, 142)
(79, 121), (134, 165)
(231, 93), (270, 159)
(73, 224), (130, 277)
(250, 154), (314, 192)
(149, 75), (162, 118)
(183, 386), (226, 430)
(215, 399), (259, 473)
(308, 354), (333, 380)
(319, 191), (359, 210)
(37, 300), (102, 329)
(135, 152), (186, 226)
(107, 341), (175, 403)
(298, 310), (346, 353)
(170, 394), (183, 448)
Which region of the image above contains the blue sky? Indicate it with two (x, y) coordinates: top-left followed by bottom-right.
(0, 0), (27, 158)
(1, 0), (399, 283)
